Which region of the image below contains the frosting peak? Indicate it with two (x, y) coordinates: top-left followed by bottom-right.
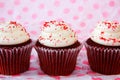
(39, 20), (77, 47)
(91, 21), (120, 46)
(0, 21), (30, 45)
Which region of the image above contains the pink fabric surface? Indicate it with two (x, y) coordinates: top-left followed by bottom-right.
(0, 0), (120, 80)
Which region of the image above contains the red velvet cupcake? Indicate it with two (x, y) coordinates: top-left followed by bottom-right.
(0, 21), (33, 75)
(35, 20), (82, 76)
(85, 21), (120, 75)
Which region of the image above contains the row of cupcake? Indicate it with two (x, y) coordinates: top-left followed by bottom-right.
(0, 20), (120, 75)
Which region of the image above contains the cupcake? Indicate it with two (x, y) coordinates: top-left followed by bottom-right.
(0, 21), (33, 75)
(85, 21), (120, 75)
(35, 20), (82, 76)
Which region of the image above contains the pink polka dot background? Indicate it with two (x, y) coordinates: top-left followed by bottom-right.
(0, 0), (120, 80)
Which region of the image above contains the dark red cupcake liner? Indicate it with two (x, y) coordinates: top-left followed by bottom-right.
(35, 42), (82, 76)
(85, 39), (120, 75)
(0, 40), (34, 75)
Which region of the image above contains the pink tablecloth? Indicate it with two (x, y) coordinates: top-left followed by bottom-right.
(0, 0), (120, 80)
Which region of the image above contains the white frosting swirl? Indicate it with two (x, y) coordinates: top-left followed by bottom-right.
(0, 21), (30, 45)
(91, 21), (120, 46)
(38, 20), (77, 47)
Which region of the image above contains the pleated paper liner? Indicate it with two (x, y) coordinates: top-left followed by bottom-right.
(35, 41), (82, 76)
(85, 38), (120, 75)
(0, 40), (34, 75)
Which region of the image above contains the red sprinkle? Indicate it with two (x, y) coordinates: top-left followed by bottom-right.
(61, 21), (64, 23)
(10, 21), (20, 27)
(21, 28), (24, 31)
(109, 38), (117, 43)
(103, 21), (119, 30)
(100, 36), (119, 43)
(10, 21), (16, 24)
(39, 36), (44, 40)
(107, 23), (111, 28)
(43, 20), (68, 30)
(101, 31), (104, 34)
(44, 22), (49, 27)
(49, 34), (52, 38)
(100, 37), (106, 41)
(50, 20), (56, 24)
(112, 25), (117, 29)
(63, 26), (68, 30)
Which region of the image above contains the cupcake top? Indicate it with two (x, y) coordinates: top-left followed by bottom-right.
(38, 20), (77, 47)
(0, 21), (30, 45)
(91, 21), (120, 46)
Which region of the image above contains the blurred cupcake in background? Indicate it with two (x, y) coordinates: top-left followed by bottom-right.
(35, 20), (82, 76)
(85, 21), (120, 75)
(0, 21), (34, 75)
